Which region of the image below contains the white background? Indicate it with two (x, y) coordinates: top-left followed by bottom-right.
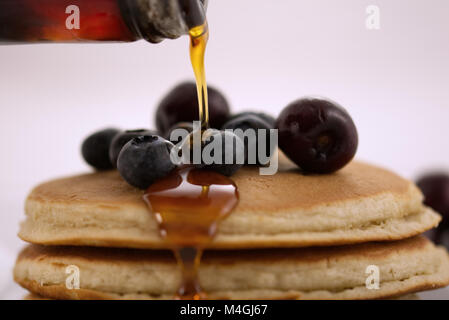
(0, 0), (448, 298)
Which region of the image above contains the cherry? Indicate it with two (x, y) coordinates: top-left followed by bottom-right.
(417, 173), (449, 244)
(155, 82), (231, 133)
(276, 97), (358, 173)
(417, 173), (449, 219)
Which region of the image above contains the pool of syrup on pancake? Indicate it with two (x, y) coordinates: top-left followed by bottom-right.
(143, 167), (238, 299)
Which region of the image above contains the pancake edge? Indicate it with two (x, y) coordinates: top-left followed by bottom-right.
(13, 237), (449, 300)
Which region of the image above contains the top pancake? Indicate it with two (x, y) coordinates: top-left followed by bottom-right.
(19, 160), (440, 249)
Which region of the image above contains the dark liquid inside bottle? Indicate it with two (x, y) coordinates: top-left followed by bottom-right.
(0, 0), (208, 43)
(0, 0), (136, 42)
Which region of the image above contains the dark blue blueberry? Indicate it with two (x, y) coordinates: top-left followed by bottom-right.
(109, 129), (157, 168)
(155, 82), (230, 134)
(226, 111), (276, 128)
(81, 128), (121, 170)
(222, 113), (276, 166)
(117, 135), (176, 189)
(276, 98), (358, 173)
(201, 130), (245, 176)
(164, 122), (195, 146)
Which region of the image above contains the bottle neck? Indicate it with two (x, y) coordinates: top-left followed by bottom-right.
(123, 0), (208, 43)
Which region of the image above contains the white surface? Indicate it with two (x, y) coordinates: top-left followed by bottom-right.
(0, 0), (448, 299)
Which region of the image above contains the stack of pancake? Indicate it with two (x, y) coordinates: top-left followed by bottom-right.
(13, 158), (449, 299)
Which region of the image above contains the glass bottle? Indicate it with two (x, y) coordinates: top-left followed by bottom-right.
(0, 0), (207, 43)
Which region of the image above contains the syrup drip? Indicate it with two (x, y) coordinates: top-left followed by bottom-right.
(189, 22), (209, 131)
(143, 167), (239, 299)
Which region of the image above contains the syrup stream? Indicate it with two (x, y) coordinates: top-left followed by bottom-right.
(189, 22), (210, 131)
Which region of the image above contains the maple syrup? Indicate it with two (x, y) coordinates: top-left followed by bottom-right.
(143, 2), (238, 300)
(143, 167), (239, 299)
(189, 22), (210, 131)
(0, 0), (134, 42)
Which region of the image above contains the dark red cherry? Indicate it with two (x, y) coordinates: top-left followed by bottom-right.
(417, 173), (449, 230)
(276, 97), (358, 173)
(155, 82), (231, 134)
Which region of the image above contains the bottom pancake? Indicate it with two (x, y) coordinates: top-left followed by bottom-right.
(14, 236), (449, 300)
(22, 293), (421, 300)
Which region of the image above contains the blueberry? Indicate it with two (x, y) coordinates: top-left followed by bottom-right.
(222, 113), (276, 165)
(109, 129), (157, 168)
(417, 173), (449, 244)
(176, 128), (217, 166)
(81, 128), (121, 170)
(226, 111), (276, 128)
(164, 122), (194, 146)
(276, 97), (358, 173)
(117, 135), (176, 189)
(201, 130), (245, 176)
(155, 82), (231, 134)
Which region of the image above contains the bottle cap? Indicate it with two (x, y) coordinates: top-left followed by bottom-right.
(125, 0), (208, 43)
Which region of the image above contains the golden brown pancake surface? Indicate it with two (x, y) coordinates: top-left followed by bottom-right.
(19, 161), (440, 249)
